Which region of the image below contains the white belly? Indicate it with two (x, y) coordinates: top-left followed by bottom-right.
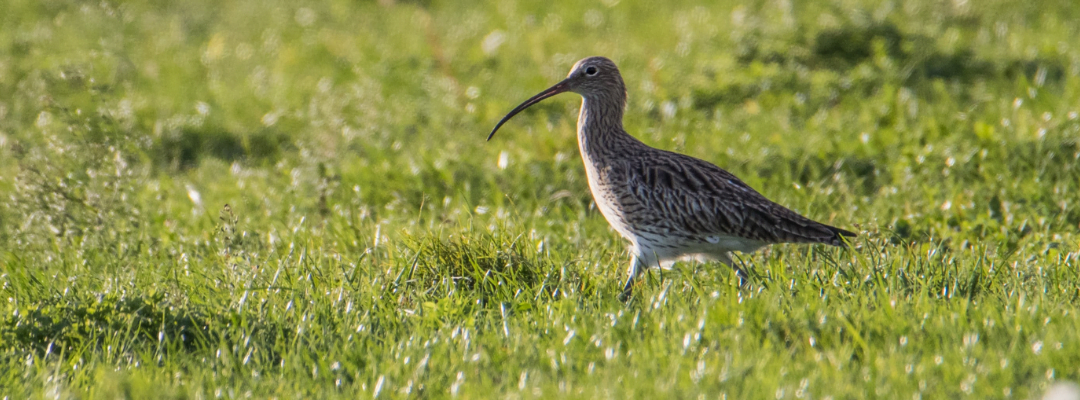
(583, 160), (635, 241)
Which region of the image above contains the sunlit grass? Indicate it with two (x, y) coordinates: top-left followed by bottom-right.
(2, 0), (1080, 398)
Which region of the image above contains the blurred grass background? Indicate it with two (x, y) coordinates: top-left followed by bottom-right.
(1, 0), (1079, 398)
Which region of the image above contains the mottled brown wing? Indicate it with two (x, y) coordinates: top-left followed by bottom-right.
(623, 149), (854, 245)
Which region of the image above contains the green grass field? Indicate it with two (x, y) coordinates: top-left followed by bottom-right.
(2, 0), (1080, 398)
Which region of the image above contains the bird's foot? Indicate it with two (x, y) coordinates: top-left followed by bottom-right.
(618, 278), (636, 302)
(734, 266), (750, 289)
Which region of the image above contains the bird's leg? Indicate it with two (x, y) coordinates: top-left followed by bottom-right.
(717, 252), (748, 288)
(619, 254), (648, 301)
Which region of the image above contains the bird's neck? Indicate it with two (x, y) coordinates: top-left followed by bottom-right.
(576, 96), (632, 160)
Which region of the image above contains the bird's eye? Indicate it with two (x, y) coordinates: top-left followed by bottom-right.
(585, 66), (598, 76)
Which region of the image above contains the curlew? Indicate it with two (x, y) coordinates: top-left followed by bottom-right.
(488, 56), (855, 298)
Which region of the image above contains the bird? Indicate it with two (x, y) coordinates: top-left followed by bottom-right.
(487, 56), (855, 298)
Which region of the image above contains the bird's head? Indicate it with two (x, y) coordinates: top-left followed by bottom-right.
(487, 56), (625, 141)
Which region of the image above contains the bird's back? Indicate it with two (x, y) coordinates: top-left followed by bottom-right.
(587, 139), (854, 249)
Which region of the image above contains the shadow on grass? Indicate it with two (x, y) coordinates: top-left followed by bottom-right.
(696, 20), (1070, 110)
(155, 124), (293, 170)
(399, 231), (599, 305)
(1, 292), (290, 364)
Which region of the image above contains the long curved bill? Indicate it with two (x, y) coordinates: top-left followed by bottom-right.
(486, 79), (571, 141)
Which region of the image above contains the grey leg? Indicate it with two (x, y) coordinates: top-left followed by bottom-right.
(717, 252), (748, 288)
(619, 254), (647, 301)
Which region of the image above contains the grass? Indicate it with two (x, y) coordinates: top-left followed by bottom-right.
(1, 0), (1080, 398)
